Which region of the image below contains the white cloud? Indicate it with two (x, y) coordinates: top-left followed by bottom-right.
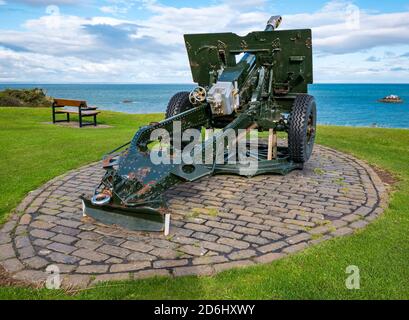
(0, 0), (408, 83)
(99, 0), (138, 16)
(13, 0), (82, 5)
(283, 1), (409, 54)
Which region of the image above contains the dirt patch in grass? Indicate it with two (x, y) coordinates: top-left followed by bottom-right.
(41, 122), (113, 129)
(0, 266), (33, 288)
(373, 166), (398, 186)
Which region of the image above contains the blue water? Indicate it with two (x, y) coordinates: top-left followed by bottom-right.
(1, 83), (408, 128)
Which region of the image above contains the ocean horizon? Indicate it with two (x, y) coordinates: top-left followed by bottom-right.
(1, 83), (408, 129)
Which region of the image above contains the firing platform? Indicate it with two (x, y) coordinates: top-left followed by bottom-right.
(0, 145), (388, 288)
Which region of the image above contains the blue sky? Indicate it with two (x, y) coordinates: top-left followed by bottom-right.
(0, 0), (408, 83)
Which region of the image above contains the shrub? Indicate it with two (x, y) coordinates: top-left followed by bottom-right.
(0, 88), (53, 107)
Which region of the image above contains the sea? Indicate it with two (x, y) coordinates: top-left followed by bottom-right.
(1, 83), (408, 128)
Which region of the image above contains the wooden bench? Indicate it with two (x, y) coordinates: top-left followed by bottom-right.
(52, 99), (100, 127)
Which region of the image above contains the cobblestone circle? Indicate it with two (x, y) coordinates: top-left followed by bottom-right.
(0, 145), (388, 288)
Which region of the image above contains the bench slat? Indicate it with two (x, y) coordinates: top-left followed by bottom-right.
(58, 110), (100, 115)
(53, 99), (87, 107)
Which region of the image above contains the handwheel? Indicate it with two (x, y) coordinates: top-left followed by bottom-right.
(288, 94), (317, 163)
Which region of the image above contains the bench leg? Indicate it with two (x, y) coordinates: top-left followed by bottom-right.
(79, 109), (82, 128)
(67, 113), (70, 122)
(94, 114), (97, 126)
(52, 107), (56, 123)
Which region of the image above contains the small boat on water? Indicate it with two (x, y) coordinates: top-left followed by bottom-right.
(378, 95), (403, 103)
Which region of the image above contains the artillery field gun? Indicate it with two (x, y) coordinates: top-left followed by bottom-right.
(81, 16), (317, 232)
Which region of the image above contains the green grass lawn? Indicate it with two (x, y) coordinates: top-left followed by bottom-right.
(1, 107), (409, 300)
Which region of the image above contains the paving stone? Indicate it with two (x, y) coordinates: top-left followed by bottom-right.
(349, 220), (369, 229)
(13, 270), (47, 286)
(192, 255), (228, 265)
(341, 214), (361, 222)
(258, 241), (287, 253)
(228, 249), (257, 260)
(173, 265), (214, 277)
(178, 244), (205, 256)
(79, 259), (92, 266)
(191, 232), (218, 242)
(271, 227), (299, 236)
(79, 224), (96, 231)
(148, 239), (178, 249)
(184, 223), (211, 233)
(53, 264), (76, 273)
(282, 242), (308, 254)
(205, 220), (234, 230)
(210, 228), (243, 239)
(307, 225), (332, 235)
(121, 241), (154, 252)
(331, 227), (354, 237)
(51, 225), (81, 236)
(30, 229), (56, 239)
(260, 231), (282, 240)
(15, 235), (31, 249)
(127, 252), (157, 261)
(1, 220), (17, 234)
(354, 206), (373, 217)
(48, 252), (80, 264)
(30, 220), (55, 230)
(17, 246), (35, 259)
(233, 226), (260, 236)
(153, 259), (188, 268)
(242, 235), (269, 245)
(97, 245), (130, 259)
(283, 219), (315, 228)
(74, 239), (102, 250)
(76, 265), (109, 274)
(24, 256), (49, 269)
(201, 241), (233, 253)
(0, 258), (25, 273)
(55, 219), (82, 228)
(106, 257), (123, 264)
(19, 214), (32, 225)
(47, 242), (77, 255)
(102, 236), (125, 246)
(38, 208), (60, 216)
(72, 249), (109, 262)
(150, 248), (178, 259)
(0, 232), (11, 245)
(134, 269), (170, 279)
(50, 234), (78, 245)
(286, 232), (311, 244)
(217, 238), (249, 249)
(110, 261), (151, 273)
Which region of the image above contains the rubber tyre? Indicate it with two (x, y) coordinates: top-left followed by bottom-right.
(288, 94), (317, 163)
(165, 92), (193, 118)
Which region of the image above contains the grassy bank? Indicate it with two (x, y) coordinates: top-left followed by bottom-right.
(1, 107), (409, 299)
(0, 107), (161, 224)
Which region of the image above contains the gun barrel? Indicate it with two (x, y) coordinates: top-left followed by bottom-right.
(265, 15), (282, 31)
